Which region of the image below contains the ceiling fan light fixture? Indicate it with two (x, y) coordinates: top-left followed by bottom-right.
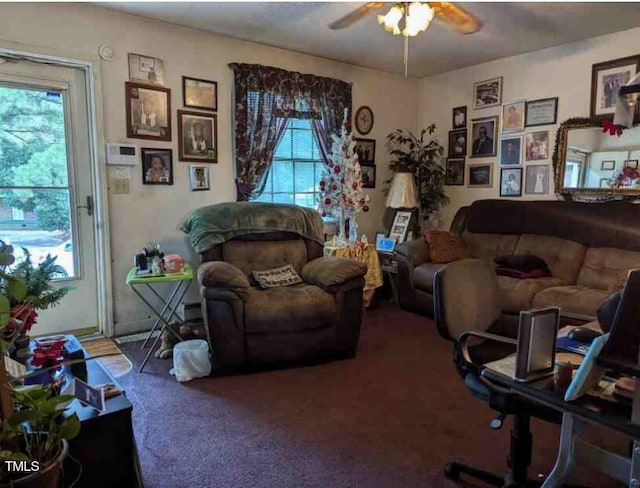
(403, 2), (434, 37)
(377, 5), (404, 36)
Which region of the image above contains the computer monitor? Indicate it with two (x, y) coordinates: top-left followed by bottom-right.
(596, 268), (640, 377)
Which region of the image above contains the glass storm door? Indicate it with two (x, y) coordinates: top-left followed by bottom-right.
(0, 60), (98, 336)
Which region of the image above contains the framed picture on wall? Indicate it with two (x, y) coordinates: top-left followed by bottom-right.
(183, 76), (218, 111)
(500, 167), (522, 197)
(128, 53), (165, 86)
(125, 82), (171, 141)
(625, 159), (639, 169)
(360, 165), (376, 188)
(448, 129), (467, 157)
(445, 158), (465, 186)
(590, 54), (640, 122)
(500, 135), (522, 166)
(473, 77), (502, 109)
(178, 110), (218, 163)
(501, 100), (525, 133)
(141, 148), (173, 185)
(452, 106), (467, 129)
(525, 164), (550, 195)
(354, 138), (376, 165)
(525, 97), (558, 127)
(601, 160), (616, 171)
(470, 116), (498, 158)
(525, 130), (550, 161)
(189, 165), (210, 191)
(468, 163), (494, 188)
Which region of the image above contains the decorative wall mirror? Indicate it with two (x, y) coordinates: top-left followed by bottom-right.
(553, 117), (640, 198)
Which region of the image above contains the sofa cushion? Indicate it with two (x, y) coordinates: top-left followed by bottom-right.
(577, 247), (640, 291)
(498, 276), (564, 313)
(533, 285), (609, 320)
(514, 234), (586, 284)
(423, 230), (470, 263)
(244, 283), (336, 333)
(461, 231), (520, 260)
(222, 238), (308, 277)
(413, 262), (447, 293)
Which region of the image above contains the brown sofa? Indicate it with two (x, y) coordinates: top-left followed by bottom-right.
(396, 199), (640, 321)
(197, 221), (367, 372)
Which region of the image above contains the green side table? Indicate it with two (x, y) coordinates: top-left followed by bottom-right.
(125, 264), (197, 372)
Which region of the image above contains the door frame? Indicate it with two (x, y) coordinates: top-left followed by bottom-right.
(0, 40), (114, 336)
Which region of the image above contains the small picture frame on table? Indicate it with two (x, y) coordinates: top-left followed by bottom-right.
(389, 209), (415, 244)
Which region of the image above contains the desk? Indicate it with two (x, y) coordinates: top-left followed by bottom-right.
(126, 265), (195, 372)
(482, 368), (640, 487)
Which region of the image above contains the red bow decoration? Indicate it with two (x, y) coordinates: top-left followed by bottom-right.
(32, 340), (66, 368)
(602, 120), (624, 137)
(10, 304), (38, 335)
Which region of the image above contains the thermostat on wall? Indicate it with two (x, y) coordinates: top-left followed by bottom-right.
(105, 143), (139, 166)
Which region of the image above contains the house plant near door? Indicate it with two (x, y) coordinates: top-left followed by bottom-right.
(0, 242), (80, 487)
(384, 125), (449, 230)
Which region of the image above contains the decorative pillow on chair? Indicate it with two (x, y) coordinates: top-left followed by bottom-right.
(423, 230), (470, 264)
(252, 264), (303, 289)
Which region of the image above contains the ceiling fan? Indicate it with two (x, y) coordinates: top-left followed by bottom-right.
(329, 2), (483, 76)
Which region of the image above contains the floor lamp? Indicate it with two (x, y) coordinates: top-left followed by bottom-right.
(385, 171), (419, 241)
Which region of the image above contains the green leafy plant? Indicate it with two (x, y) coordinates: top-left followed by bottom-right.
(384, 125), (449, 218)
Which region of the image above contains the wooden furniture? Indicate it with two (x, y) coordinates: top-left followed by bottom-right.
(378, 251), (399, 305)
(63, 353), (143, 487)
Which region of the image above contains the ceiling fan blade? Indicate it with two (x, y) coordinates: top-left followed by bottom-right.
(429, 2), (483, 34)
(329, 2), (386, 30)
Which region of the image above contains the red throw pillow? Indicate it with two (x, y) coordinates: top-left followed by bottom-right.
(423, 230), (470, 264)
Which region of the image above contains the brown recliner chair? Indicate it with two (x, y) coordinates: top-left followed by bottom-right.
(194, 206), (367, 372)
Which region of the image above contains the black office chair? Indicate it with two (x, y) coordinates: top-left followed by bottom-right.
(433, 259), (562, 488)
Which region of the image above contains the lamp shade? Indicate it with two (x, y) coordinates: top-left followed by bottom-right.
(386, 172), (418, 208)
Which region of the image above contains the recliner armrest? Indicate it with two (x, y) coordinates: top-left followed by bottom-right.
(198, 262), (251, 300)
(302, 256), (367, 290)
(395, 238), (431, 269)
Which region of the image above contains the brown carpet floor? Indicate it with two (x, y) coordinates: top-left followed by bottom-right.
(119, 304), (623, 488)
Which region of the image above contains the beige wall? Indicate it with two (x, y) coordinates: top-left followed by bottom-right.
(418, 26), (640, 227)
(0, 3), (419, 334)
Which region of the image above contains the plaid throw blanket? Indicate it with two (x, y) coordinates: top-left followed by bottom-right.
(181, 202), (324, 254)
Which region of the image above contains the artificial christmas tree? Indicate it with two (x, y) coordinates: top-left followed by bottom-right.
(319, 110), (370, 243)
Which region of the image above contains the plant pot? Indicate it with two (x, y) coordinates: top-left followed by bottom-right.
(0, 439), (68, 488)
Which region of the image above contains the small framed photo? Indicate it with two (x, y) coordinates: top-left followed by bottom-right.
(389, 209), (414, 244)
(445, 158), (465, 186)
(525, 130), (550, 161)
(500, 167), (523, 197)
(189, 165), (210, 191)
(178, 110), (218, 163)
(360, 165), (376, 188)
(525, 97), (558, 127)
(128, 53), (165, 86)
(183, 76), (218, 111)
(502, 100), (525, 133)
(73, 377), (105, 412)
(141, 148), (173, 185)
(473, 77), (502, 109)
(125, 82), (171, 141)
(525, 164), (550, 195)
(601, 160), (616, 171)
(448, 129), (468, 157)
(354, 138), (376, 165)
(590, 55), (640, 122)
(452, 106), (467, 129)
(468, 163), (494, 188)
(625, 159), (639, 169)
(500, 135), (523, 166)
(470, 116), (498, 158)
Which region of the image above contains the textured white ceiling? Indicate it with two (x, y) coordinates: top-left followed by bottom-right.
(99, 2), (640, 78)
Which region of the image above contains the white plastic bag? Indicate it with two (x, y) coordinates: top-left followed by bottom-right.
(170, 339), (211, 382)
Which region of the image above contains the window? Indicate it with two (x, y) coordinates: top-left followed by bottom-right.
(253, 118), (324, 209)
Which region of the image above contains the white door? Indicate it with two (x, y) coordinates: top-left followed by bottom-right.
(0, 59), (98, 336)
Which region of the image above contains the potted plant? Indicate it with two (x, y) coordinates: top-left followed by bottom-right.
(0, 243), (80, 487)
(384, 125), (449, 228)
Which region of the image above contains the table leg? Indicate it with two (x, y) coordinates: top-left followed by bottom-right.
(389, 273), (399, 306)
(138, 282), (183, 349)
(146, 283), (186, 326)
(541, 413), (584, 488)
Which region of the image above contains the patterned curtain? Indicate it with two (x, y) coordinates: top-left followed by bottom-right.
(229, 63), (352, 201)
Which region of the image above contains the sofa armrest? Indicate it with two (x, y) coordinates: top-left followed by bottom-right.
(302, 257), (367, 290)
(198, 262), (251, 300)
(395, 238), (431, 269)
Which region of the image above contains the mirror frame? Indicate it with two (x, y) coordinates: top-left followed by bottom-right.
(553, 117), (640, 198)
